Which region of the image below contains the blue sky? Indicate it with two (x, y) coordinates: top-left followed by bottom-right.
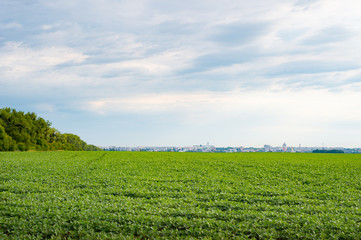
(1, 0), (361, 147)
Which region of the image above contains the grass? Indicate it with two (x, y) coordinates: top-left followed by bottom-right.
(1, 151), (361, 239)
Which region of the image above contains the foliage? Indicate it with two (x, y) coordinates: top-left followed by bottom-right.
(1, 152), (361, 239)
(312, 149), (344, 153)
(0, 125), (17, 151)
(0, 108), (101, 151)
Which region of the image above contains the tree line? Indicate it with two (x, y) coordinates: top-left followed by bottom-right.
(0, 108), (102, 151)
(312, 149), (344, 154)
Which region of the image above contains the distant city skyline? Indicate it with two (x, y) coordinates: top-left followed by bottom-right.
(2, 0), (361, 147)
(103, 142), (361, 153)
(103, 142), (357, 150)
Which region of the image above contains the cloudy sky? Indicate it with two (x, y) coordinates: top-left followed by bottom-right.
(1, 0), (361, 147)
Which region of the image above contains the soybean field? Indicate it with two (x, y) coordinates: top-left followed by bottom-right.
(1, 151), (361, 239)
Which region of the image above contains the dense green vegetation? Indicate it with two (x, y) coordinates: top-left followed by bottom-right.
(312, 149), (344, 153)
(1, 152), (361, 239)
(0, 108), (101, 151)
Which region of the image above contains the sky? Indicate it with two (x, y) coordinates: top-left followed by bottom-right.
(1, 0), (361, 148)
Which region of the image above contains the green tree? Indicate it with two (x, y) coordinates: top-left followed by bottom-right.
(0, 124), (17, 151)
(0, 108), (102, 151)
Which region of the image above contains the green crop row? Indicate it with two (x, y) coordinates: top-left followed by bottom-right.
(1, 152), (361, 239)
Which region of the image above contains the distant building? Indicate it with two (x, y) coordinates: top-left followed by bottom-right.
(264, 145), (271, 152)
(282, 142), (287, 152)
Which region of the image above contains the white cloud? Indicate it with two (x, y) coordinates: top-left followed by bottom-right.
(85, 89), (361, 120)
(0, 42), (88, 77)
(0, 22), (22, 30)
(102, 50), (197, 75)
(2, 0), (361, 146)
(80, 89), (361, 147)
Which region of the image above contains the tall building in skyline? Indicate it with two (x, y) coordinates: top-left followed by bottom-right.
(264, 145), (271, 152)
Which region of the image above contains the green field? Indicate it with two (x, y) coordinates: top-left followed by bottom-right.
(1, 152), (361, 239)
